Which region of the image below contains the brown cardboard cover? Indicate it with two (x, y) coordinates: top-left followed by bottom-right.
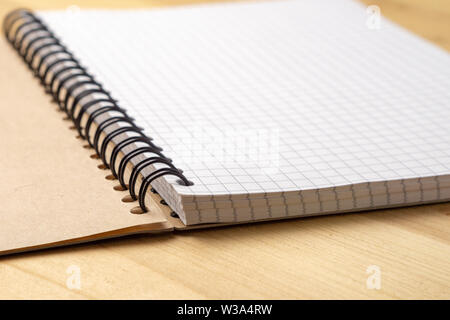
(0, 38), (174, 256)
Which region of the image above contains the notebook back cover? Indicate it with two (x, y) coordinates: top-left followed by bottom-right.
(0, 38), (173, 256)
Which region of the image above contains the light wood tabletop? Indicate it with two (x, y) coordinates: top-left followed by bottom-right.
(0, 0), (449, 299)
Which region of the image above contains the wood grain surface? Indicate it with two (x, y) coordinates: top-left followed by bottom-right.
(0, 0), (449, 299)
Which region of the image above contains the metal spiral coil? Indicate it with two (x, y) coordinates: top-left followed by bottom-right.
(4, 9), (193, 213)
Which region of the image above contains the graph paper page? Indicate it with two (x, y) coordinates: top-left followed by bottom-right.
(39, 0), (450, 199)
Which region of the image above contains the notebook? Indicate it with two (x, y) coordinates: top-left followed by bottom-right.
(2, 0), (450, 255)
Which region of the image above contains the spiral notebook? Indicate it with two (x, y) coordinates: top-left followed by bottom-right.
(2, 0), (450, 255)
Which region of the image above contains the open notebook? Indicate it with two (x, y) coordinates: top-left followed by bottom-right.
(2, 0), (450, 255)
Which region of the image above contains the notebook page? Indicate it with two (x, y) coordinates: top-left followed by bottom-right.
(38, 0), (450, 203)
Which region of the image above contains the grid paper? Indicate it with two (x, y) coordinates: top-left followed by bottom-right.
(38, 0), (450, 224)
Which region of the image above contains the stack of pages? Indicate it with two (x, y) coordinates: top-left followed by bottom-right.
(36, 0), (450, 224)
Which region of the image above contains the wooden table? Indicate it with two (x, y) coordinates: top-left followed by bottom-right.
(0, 0), (449, 299)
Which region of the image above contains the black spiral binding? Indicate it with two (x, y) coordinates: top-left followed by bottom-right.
(4, 9), (193, 213)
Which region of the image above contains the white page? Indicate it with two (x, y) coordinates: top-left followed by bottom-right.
(38, 0), (450, 204)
